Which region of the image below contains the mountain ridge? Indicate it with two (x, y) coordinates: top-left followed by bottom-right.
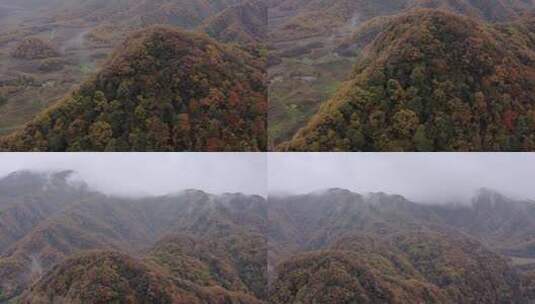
(268, 187), (535, 303)
(0, 24), (267, 152)
(282, 9), (535, 151)
(0, 170), (267, 303)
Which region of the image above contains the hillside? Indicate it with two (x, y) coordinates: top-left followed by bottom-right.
(18, 251), (198, 304)
(147, 233), (267, 300)
(432, 189), (535, 258)
(268, 0), (535, 148)
(3, 169), (535, 303)
(269, 189), (535, 260)
(200, 0), (267, 45)
(0, 171), (92, 254)
(270, 232), (526, 304)
(282, 10), (535, 151)
(45, 0), (242, 28)
(0, 26), (267, 152)
(272, 0), (535, 39)
(0, 171), (267, 303)
(0, 0), (265, 150)
(11, 38), (59, 60)
(19, 248), (265, 304)
(268, 189), (535, 303)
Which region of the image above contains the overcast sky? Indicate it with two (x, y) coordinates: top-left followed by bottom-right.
(268, 153), (535, 203)
(0, 153), (266, 196)
(2, 153), (534, 202)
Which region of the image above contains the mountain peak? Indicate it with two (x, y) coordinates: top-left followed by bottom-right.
(200, 0), (267, 44)
(0, 170), (90, 198)
(283, 8), (535, 152)
(472, 187), (510, 206)
(1, 169), (73, 185)
(18, 250), (190, 304)
(325, 187), (354, 195)
(1, 24), (267, 152)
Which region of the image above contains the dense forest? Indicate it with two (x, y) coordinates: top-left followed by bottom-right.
(268, 0), (535, 151)
(5, 0), (535, 151)
(2, 170), (535, 303)
(0, 171), (267, 303)
(268, 188), (535, 303)
(201, 0), (267, 45)
(0, 26), (267, 151)
(281, 10), (535, 151)
(0, 0), (267, 151)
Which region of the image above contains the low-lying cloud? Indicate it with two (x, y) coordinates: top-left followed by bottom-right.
(2, 153), (533, 203)
(268, 153), (535, 203)
(0, 153), (267, 197)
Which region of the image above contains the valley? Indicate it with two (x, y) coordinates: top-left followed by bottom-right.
(0, 1), (116, 136)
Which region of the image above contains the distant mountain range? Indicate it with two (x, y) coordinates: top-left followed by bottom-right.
(268, 188), (535, 303)
(201, 0), (267, 45)
(2, 170), (535, 303)
(0, 170), (267, 303)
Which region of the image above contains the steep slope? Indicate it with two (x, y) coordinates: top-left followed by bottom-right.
(0, 171), (91, 255)
(11, 38), (59, 60)
(0, 171), (267, 302)
(48, 0), (242, 28)
(268, 189), (438, 257)
(269, 189), (535, 260)
(283, 10), (535, 151)
(0, 0), (256, 142)
(270, 231), (527, 304)
(268, 189), (535, 303)
(200, 0), (267, 45)
(272, 0), (535, 39)
(147, 233), (267, 300)
(432, 189), (535, 258)
(268, 0), (535, 147)
(20, 246), (266, 304)
(0, 171), (267, 303)
(0, 196), (158, 302)
(0, 26), (267, 152)
(15, 214), (268, 304)
(18, 251), (202, 304)
(408, 0), (535, 21)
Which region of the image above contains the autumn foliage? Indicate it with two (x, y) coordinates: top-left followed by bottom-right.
(11, 37), (60, 60)
(0, 26), (266, 151)
(282, 10), (535, 151)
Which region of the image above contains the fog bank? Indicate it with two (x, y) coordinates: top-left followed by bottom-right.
(0, 153), (267, 196)
(268, 153), (535, 203)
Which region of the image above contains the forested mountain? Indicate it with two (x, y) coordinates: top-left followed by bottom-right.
(3, 170), (535, 303)
(26, 0), (243, 28)
(0, 170), (267, 303)
(0, 26), (267, 151)
(268, 189), (535, 303)
(282, 10), (535, 151)
(272, 0), (534, 38)
(201, 0), (268, 45)
(0, 0), (267, 151)
(433, 188), (535, 258)
(269, 0), (535, 150)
